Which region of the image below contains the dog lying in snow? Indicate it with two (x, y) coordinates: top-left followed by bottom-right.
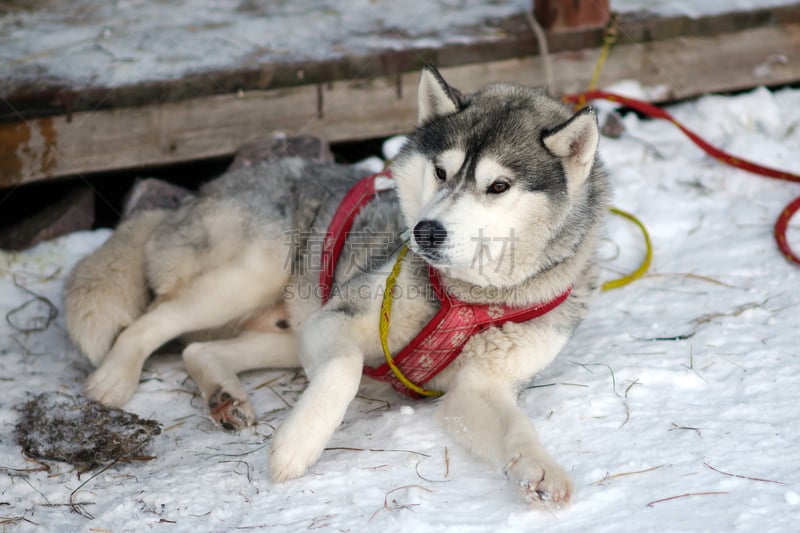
(65, 66), (608, 505)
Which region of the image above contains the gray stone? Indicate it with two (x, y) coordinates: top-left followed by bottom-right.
(601, 110), (626, 139)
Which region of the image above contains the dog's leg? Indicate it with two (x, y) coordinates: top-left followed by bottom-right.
(436, 372), (572, 506)
(434, 323), (573, 506)
(269, 310), (365, 482)
(84, 259), (287, 407)
(183, 331), (298, 430)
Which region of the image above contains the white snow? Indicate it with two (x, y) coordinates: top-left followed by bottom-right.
(611, 0), (797, 17)
(2, 86), (800, 531)
(383, 135), (410, 161)
(353, 156), (386, 174)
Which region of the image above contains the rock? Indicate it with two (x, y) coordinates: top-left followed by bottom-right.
(601, 111), (626, 139)
(229, 134), (334, 170)
(0, 186), (93, 251)
(122, 177), (192, 219)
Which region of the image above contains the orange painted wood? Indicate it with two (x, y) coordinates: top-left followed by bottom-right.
(534, 0), (610, 30)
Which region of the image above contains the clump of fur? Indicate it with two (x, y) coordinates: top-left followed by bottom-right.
(15, 392), (161, 469)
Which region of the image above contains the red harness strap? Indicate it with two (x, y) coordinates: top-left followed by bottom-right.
(320, 171), (572, 398)
(319, 170), (393, 303)
(363, 267), (572, 398)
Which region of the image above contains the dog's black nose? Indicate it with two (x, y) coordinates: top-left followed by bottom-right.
(413, 220), (447, 250)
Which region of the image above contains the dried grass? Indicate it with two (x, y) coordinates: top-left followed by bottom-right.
(589, 464), (666, 486)
(646, 491), (729, 507)
(703, 462), (785, 485)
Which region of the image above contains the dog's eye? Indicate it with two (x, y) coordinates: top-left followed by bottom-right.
(434, 166), (447, 181)
(487, 180), (510, 194)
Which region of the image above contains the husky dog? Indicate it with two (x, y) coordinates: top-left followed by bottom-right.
(64, 66), (608, 505)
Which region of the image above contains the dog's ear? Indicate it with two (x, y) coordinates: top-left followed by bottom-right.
(541, 106), (599, 192)
(417, 66), (462, 124)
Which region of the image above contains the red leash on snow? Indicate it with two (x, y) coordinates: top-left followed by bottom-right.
(564, 90), (800, 266)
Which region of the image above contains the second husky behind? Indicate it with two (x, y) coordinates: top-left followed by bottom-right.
(65, 67), (608, 505)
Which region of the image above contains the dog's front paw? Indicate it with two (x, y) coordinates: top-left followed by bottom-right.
(208, 388), (256, 431)
(505, 453), (573, 507)
(269, 419), (325, 482)
(83, 359), (141, 407)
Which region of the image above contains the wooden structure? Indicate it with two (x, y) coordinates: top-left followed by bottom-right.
(535, 0), (611, 30)
(1, 1), (799, 188)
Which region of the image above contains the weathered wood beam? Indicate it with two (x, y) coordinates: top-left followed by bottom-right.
(1, 22), (799, 188)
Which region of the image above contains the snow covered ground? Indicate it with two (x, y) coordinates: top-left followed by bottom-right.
(1, 85), (799, 531)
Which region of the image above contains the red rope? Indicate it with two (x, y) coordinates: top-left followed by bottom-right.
(564, 90), (800, 266)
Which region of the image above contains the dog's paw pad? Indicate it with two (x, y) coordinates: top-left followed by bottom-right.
(208, 388), (255, 431)
(505, 454), (572, 507)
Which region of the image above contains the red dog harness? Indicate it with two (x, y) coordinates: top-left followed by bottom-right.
(320, 172), (572, 398)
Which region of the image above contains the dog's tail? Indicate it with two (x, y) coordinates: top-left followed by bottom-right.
(64, 210), (167, 366)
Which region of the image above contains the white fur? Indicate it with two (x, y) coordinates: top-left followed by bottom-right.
(437, 148), (466, 177)
(270, 309), (367, 480)
(437, 192), (552, 287)
(84, 244), (289, 407)
(474, 158), (512, 191)
(271, 247), (575, 505)
(393, 152), (432, 231)
(411, 155), (555, 287)
(183, 331), (298, 428)
(64, 210), (167, 365)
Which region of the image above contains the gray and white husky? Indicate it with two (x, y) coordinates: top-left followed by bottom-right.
(65, 66), (608, 505)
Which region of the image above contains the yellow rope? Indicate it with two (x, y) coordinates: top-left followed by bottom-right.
(577, 15), (618, 109)
(379, 245), (444, 397)
(602, 207), (653, 291)
(576, 15), (651, 290)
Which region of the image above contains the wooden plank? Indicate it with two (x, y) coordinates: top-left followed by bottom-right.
(2, 22), (799, 188)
